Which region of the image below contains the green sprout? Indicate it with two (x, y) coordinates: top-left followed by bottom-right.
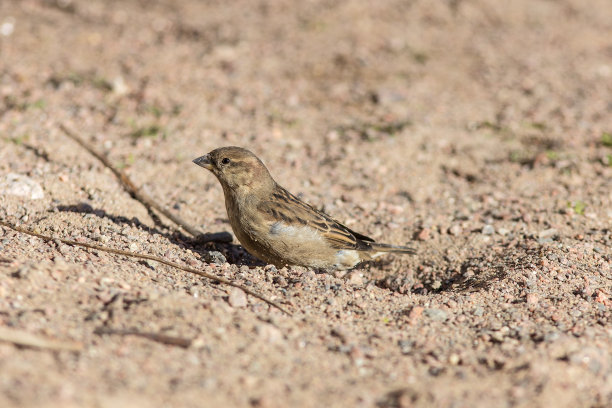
(568, 201), (586, 215)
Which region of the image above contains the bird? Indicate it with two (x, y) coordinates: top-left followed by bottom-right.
(193, 146), (415, 270)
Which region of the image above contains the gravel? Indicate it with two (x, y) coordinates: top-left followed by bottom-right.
(0, 1), (610, 407)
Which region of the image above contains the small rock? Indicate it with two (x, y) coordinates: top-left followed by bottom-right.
(526, 292), (539, 305)
(0, 173), (44, 200)
(424, 308), (448, 322)
(272, 275), (287, 287)
(544, 331), (560, 343)
(539, 228), (558, 239)
(387, 204), (404, 215)
(325, 297), (337, 306)
(185, 258), (199, 267)
(489, 320), (503, 331)
(416, 228), (430, 241)
(482, 225), (495, 235)
(448, 225), (463, 236)
(188, 286), (199, 298)
(112, 76), (129, 95)
(398, 340), (414, 355)
(348, 272), (364, 286)
(204, 251), (226, 265)
(490, 331), (506, 343)
(594, 290), (610, 306)
(264, 264), (278, 274)
(97, 235), (110, 244)
(1, 17), (16, 37)
(408, 306), (424, 324)
(227, 287), (247, 308)
(497, 227), (510, 236)
(568, 347), (606, 374)
(11, 265), (30, 279)
(473, 307), (485, 316)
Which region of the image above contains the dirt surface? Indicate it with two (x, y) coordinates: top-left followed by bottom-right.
(1, 0), (611, 407)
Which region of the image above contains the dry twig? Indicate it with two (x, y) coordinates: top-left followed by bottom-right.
(0, 220), (291, 315)
(94, 327), (193, 348)
(0, 326), (83, 352)
(59, 123), (232, 243)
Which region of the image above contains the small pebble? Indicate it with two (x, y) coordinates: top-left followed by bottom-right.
(482, 225), (495, 235)
(448, 225), (463, 236)
(273, 275), (287, 286)
(95, 234), (110, 243)
(0, 173), (44, 199)
(398, 340), (413, 355)
(448, 353), (460, 365)
(424, 308), (448, 322)
(497, 227), (510, 236)
(491, 331), (505, 343)
(188, 286), (199, 298)
(228, 287), (247, 308)
(416, 228), (430, 241)
(11, 266), (30, 279)
(408, 306), (424, 324)
(204, 251), (226, 265)
(526, 292), (539, 305)
(539, 228), (558, 239)
(348, 272), (364, 286)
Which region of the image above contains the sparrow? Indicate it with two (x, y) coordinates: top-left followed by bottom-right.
(193, 146), (415, 270)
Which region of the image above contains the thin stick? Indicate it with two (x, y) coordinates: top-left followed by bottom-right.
(58, 123), (232, 243)
(94, 327), (192, 348)
(0, 220), (291, 315)
(0, 327), (83, 352)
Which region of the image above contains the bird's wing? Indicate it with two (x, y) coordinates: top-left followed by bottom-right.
(257, 186), (375, 251)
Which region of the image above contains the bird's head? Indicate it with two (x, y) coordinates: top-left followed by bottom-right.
(193, 146), (274, 192)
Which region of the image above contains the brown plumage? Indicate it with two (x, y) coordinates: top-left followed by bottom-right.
(193, 146), (415, 270)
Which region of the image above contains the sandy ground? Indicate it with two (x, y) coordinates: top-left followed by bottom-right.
(0, 0), (611, 407)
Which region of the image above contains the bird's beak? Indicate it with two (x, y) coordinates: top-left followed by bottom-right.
(193, 154), (213, 170)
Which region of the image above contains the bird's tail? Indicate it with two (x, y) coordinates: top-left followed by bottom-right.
(367, 242), (416, 258)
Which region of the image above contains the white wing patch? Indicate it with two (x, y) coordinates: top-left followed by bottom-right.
(269, 222), (323, 243)
(269, 222), (362, 269)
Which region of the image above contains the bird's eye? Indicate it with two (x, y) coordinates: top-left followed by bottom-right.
(221, 157), (231, 165)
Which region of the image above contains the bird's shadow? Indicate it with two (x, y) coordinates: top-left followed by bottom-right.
(434, 244), (546, 293)
(374, 254), (497, 295)
(55, 202), (262, 267)
(375, 243), (553, 295)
